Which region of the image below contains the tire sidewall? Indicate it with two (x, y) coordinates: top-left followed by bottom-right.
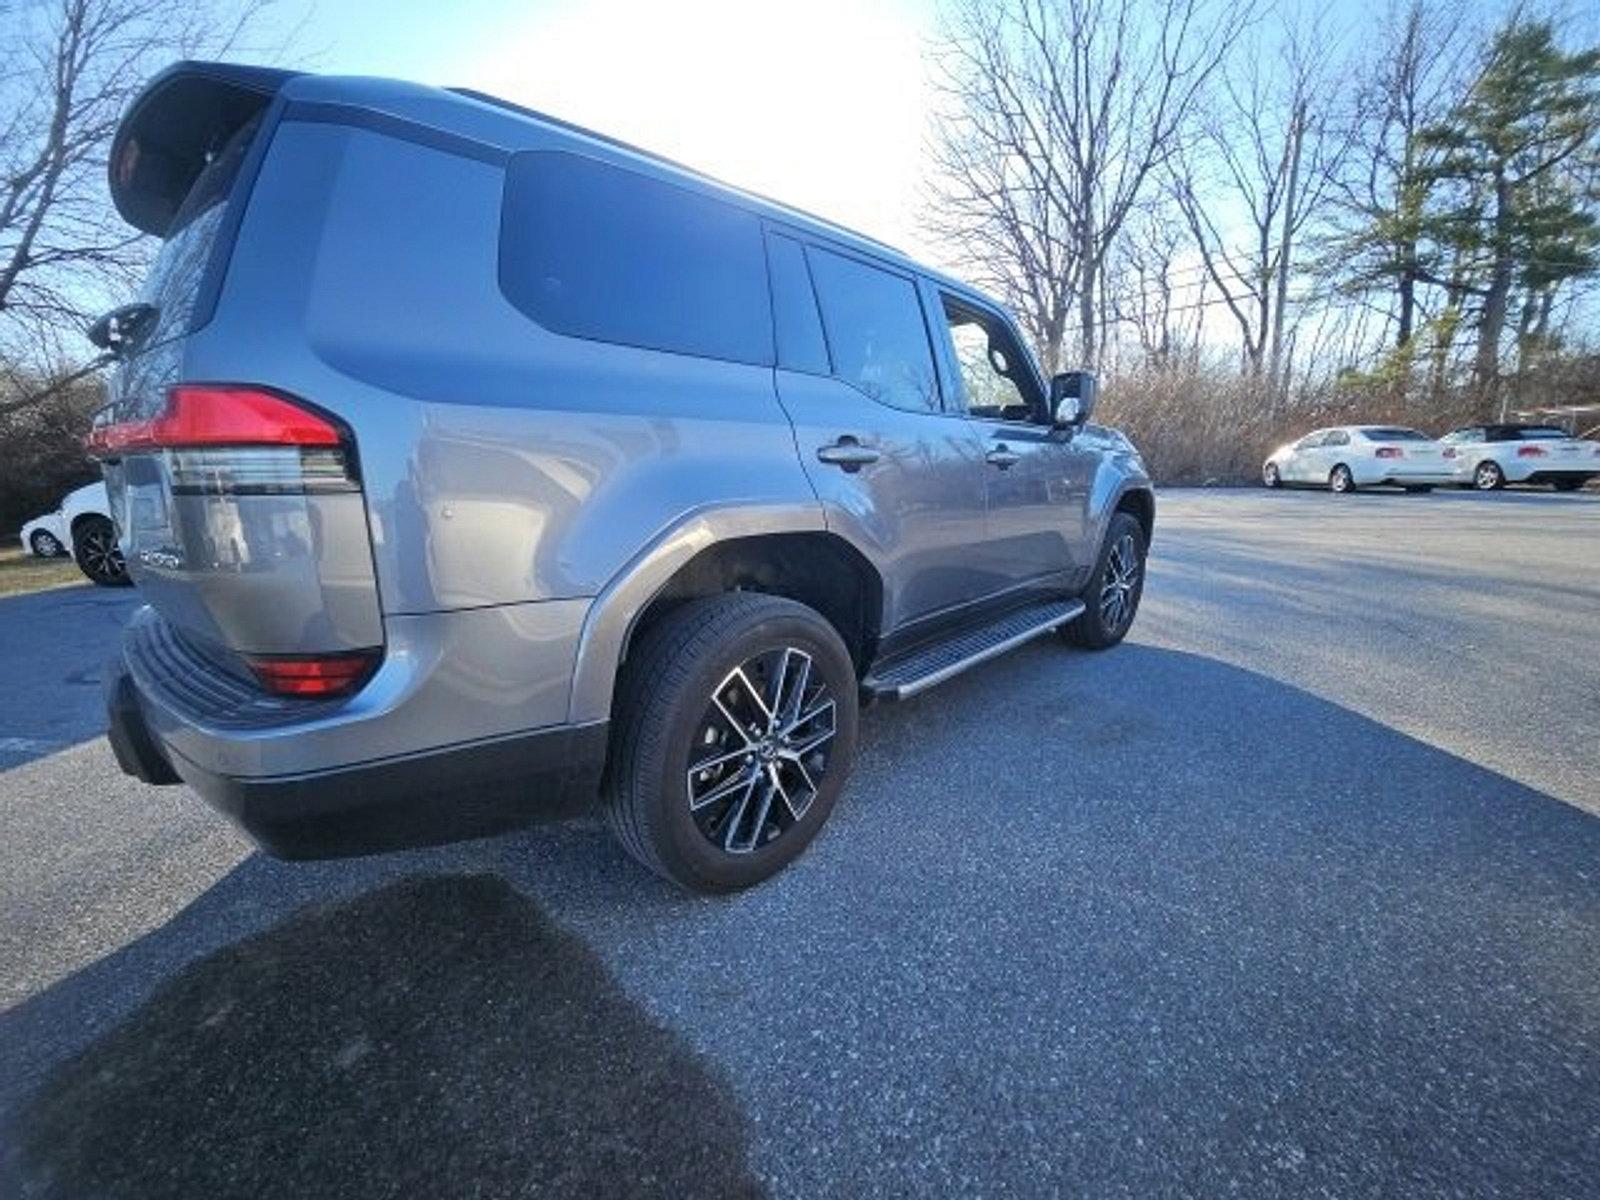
(1074, 512), (1146, 648)
(635, 605), (858, 891)
(74, 517), (128, 586)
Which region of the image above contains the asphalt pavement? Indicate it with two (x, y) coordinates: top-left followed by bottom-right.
(1, 488), (1597, 1198)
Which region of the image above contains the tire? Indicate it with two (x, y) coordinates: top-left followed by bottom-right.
(1328, 464), (1355, 494)
(73, 516), (131, 587)
(1552, 478), (1584, 492)
(1062, 511), (1146, 650)
(29, 530), (64, 558)
(1473, 460), (1505, 491)
(1403, 485), (1434, 493)
(604, 592), (859, 892)
(1262, 462), (1282, 488)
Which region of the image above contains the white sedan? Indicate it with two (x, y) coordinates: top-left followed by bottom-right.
(1263, 426), (1456, 493)
(18, 481), (129, 586)
(1440, 423), (1600, 491)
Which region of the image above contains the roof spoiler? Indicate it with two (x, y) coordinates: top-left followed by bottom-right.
(109, 61), (300, 236)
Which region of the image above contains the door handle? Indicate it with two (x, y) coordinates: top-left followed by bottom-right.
(816, 437), (880, 472)
(986, 445), (1021, 470)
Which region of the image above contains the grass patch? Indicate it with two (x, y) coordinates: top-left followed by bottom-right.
(0, 544), (84, 597)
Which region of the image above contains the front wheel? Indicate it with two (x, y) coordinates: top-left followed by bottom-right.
(73, 517), (131, 586)
(29, 530), (64, 558)
(604, 592), (858, 892)
(1263, 462), (1282, 489)
(1062, 511), (1146, 650)
(1473, 461), (1505, 491)
(1328, 464), (1355, 494)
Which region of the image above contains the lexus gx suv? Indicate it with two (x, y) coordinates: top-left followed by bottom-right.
(95, 62), (1154, 891)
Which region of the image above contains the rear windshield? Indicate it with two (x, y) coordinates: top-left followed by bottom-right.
(137, 116), (262, 345)
(1360, 427), (1430, 441)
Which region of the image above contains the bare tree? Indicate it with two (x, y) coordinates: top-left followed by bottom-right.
(1171, 16), (1357, 395)
(927, 0), (1246, 373)
(0, 0), (278, 417)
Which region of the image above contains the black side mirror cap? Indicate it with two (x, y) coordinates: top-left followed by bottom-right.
(1050, 370), (1098, 427)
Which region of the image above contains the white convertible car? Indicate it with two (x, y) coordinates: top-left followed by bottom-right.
(1263, 426), (1456, 493)
(18, 481), (130, 585)
(1440, 424), (1600, 491)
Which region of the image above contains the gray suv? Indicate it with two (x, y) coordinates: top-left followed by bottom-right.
(95, 62), (1153, 891)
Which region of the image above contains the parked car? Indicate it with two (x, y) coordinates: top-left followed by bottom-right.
(18, 481), (130, 586)
(92, 62), (1154, 892)
(1262, 426), (1455, 493)
(1440, 424), (1600, 491)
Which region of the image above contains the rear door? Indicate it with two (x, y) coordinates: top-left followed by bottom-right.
(766, 231), (994, 629)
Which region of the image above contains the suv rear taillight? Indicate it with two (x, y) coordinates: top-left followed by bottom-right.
(1517, 445), (1548, 458)
(245, 651), (380, 698)
(87, 386), (356, 494)
(1375, 446), (1403, 459)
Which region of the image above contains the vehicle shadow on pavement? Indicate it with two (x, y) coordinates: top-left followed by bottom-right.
(2, 873), (763, 1200)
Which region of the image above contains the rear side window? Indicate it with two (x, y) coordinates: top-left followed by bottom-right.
(806, 246), (940, 414)
(766, 234), (830, 375)
(1514, 426), (1568, 440)
(501, 151), (772, 365)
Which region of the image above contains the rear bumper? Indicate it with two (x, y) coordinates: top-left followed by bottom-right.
(105, 605), (608, 858)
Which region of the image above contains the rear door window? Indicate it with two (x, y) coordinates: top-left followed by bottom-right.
(805, 246), (940, 414)
(766, 233), (830, 375)
(500, 151), (773, 365)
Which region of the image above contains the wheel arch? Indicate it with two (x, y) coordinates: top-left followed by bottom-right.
(567, 504), (883, 724)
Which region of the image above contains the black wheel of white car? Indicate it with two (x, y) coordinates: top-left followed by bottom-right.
(605, 592), (858, 892)
(29, 530), (63, 558)
(73, 517), (131, 586)
(1263, 462), (1282, 488)
(1328, 464), (1355, 494)
(1063, 511), (1146, 650)
(1473, 461), (1505, 491)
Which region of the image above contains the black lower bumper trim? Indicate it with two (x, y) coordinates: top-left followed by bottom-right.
(176, 722), (610, 859)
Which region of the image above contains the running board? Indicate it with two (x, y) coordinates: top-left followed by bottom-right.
(862, 599), (1085, 701)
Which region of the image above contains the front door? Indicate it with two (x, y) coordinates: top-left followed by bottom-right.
(929, 288), (1094, 591)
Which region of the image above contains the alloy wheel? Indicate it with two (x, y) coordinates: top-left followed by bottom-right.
(1099, 532), (1141, 634)
(1474, 462), (1503, 490)
(1330, 466), (1353, 493)
(1263, 463), (1280, 488)
(78, 524), (126, 582)
(686, 646), (837, 854)
(30, 531), (62, 557)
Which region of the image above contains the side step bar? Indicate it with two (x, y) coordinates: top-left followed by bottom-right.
(862, 598), (1085, 701)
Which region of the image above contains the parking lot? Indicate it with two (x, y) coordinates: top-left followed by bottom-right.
(2, 488), (1597, 1197)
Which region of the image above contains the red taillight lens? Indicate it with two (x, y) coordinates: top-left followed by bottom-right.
(87, 386), (341, 454)
(245, 651), (380, 698)
(1517, 445), (1548, 458)
(1375, 446), (1403, 459)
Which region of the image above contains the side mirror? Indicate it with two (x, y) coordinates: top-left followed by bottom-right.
(1051, 370), (1098, 428)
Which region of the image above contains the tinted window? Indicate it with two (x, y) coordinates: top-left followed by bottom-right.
(806, 246), (939, 413)
(1360, 427), (1430, 441)
(767, 234), (830, 374)
(1513, 426), (1568, 440)
(501, 151), (772, 365)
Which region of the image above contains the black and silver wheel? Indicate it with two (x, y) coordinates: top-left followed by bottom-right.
(1473, 460), (1505, 491)
(73, 516), (131, 587)
(1063, 511), (1146, 650)
(605, 592), (858, 892)
(1328, 464), (1355, 494)
(1552, 478), (1584, 492)
(29, 530), (64, 558)
(1263, 462), (1282, 489)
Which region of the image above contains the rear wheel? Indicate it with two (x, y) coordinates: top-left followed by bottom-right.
(1328, 464), (1355, 494)
(1403, 484), (1434, 493)
(1473, 461), (1505, 491)
(29, 530), (63, 558)
(1262, 461), (1282, 488)
(1552, 478), (1585, 492)
(1062, 511), (1146, 650)
(604, 592), (858, 892)
(73, 517), (130, 587)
